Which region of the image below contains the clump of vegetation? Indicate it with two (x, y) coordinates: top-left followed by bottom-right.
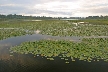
(10, 38), (108, 62)
(0, 19), (108, 40)
(0, 29), (33, 40)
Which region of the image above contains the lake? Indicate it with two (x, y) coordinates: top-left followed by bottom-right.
(0, 34), (108, 72)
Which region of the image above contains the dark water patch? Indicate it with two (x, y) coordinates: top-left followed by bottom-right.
(0, 53), (108, 72)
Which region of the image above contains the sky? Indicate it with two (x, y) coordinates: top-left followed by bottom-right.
(0, 0), (108, 17)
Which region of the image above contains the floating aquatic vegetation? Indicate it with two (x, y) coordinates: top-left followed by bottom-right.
(1, 19), (108, 63)
(10, 38), (108, 62)
(0, 29), (34, 40)
(0, 19), (108, 40)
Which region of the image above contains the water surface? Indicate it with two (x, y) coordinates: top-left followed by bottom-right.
(0, 34), (108, 72)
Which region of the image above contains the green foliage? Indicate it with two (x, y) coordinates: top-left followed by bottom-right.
(10, 38), (108, 62)
(0, 19), (108, 63)
(0, 19), (108, 40)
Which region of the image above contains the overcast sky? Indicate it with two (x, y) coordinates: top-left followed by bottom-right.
(0, 0), (108, 17)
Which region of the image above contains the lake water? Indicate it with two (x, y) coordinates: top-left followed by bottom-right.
(60, 19), (79, 20)
(0, 34), (108, 72)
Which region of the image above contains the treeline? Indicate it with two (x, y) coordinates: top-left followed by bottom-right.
(86, 15), (108, 19)
(0, 14), (108, 20)
(0, 14), (84, 20)
(0, 14), (53, 20)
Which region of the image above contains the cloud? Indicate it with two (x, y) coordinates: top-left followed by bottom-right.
(75, 0), (108, 16)
(0, 0), (108, 17)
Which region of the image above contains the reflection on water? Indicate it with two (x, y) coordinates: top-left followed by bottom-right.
(0, 34), (82, 46)
(0, 52), (108, 72)
(0, 34), (108, 72)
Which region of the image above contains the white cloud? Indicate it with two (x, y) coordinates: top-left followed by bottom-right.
(0, 0), (108, 17)
(74, 0), (108, 16)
